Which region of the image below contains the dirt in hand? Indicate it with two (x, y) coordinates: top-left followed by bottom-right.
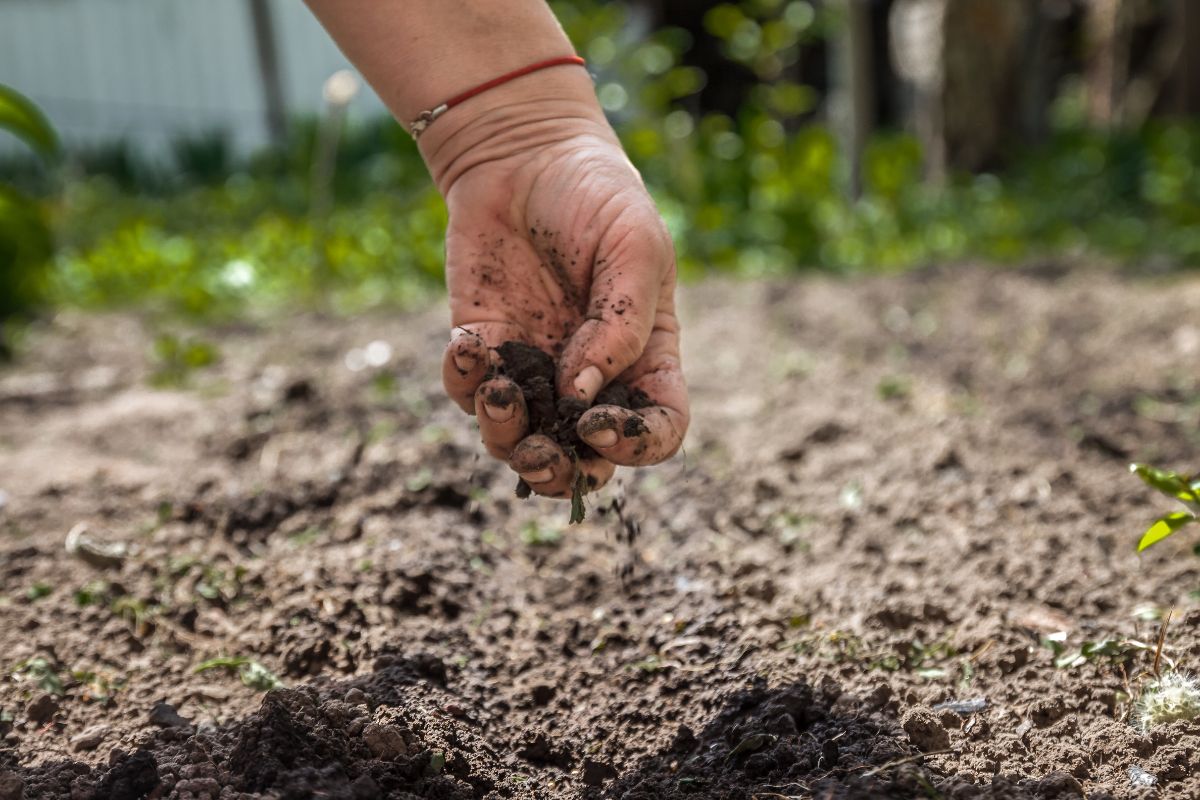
(494, 340), (648, 469)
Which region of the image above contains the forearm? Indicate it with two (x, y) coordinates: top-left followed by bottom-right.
(305, 0), (611, 190)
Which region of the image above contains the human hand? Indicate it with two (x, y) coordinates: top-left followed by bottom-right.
(422, 70), (689, 499)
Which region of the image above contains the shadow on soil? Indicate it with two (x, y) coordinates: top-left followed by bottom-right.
(6, 656), (1088, 799)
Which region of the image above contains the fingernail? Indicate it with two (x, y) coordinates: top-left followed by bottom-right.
(520, 468), (554, 484)
(584, 428), (618, 448)
(453, 353), (474, 374)
(574, 365), (604, 401)
(483, 402), (514, 423)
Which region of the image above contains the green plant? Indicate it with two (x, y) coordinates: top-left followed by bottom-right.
(1137, 672), (1200, 729)
(71, 669), (123, 705)
(194, 655), (283, 691)
(1048, 637), (1156, 669)
(149, 333), (219, 387)
(10, 657), (64, 696)
(519, 520), (564, 547)
(0, 84), (58, 354)
(110, 595), (160, 637)
(1131, 463), (1200, 551)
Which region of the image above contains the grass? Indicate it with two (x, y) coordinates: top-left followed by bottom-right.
(194, 655), (284, 692)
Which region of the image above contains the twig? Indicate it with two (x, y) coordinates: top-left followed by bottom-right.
(860, 748), (954, 778)
(1153, 608), (1174, 678)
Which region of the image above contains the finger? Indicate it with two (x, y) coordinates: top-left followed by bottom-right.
(579, 457), (616, 494)
(441, 329), (488, 413)
(509, 434), (574, 499)
(556, 208), (674, 402)
(474, 376), (528, 460)
(577, 328), (689, 466)
(441, 321), (526, 413)
(578, 405), (685, 466)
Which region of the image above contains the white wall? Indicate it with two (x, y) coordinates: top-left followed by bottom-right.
(0, 0), (387, 157)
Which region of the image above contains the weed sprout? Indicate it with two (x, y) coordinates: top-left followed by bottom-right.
(1130, 464), (1200, 551)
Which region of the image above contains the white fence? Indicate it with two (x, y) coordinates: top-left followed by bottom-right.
(0, 0), (387, 157)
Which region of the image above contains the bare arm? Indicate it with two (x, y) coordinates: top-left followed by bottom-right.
(305, 0), (689, 500)
(304, 0), (608, 191)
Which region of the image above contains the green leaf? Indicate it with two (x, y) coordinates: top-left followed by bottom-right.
(238, 660), (283, 691)
(194, 655), (283, 691)
(1138, 512), (1197, 552)
(569, 467), (587, 525)
(194, 655), (250, 673)
(0, 84), (58, 160)
(1130, 464), (1200, 507)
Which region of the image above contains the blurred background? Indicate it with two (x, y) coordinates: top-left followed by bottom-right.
(2, 0), (1200, 351)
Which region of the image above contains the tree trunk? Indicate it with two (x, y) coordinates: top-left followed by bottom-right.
(889, 0), (1027, 177)
(1164, 0), (1200, 115)
(829, 0), (876, 197)
(247, 0), (287, 147)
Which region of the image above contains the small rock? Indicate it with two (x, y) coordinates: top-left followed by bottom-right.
(581, 758), (618, 786)
(933, 698), (988, 716)
(1128, 765), (1157, 788)
(344, 687), (369, 707)
(0, 771), (23, 800)
(65, 523), (126, 569)
(362, 723), (408, 760)
(901, 707), (950, 752)
(71, 724), (110, 752)
(148, 702), (191, 729)
(25, 693), (59, 724)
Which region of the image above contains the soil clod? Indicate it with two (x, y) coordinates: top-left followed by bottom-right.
(494, 340), (649, 517)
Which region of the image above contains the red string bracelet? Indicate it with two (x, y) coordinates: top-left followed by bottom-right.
(408, 55), (587, 139)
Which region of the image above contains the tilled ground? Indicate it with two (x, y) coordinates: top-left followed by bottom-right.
(2, 266), (1200, 799)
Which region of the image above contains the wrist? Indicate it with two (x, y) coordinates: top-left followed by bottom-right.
(416, 64), (614, 196)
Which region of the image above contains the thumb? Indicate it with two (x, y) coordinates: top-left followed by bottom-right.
(556, 217), (673, 401)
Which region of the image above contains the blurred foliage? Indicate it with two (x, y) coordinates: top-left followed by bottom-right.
(148, 332), (220, 388)
(2, 1), (1200, 328)
(0, 84), (58, 353)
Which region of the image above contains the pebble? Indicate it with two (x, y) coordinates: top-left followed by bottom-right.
(1128, 764), (1157, 788)
(933, 698), (988, 716)
(344, 687), (369, 707)
(149, 702), (192, 729)
(362, 723), (408, 760)
(71, 723), (111, 752)
(65, 523), (126, 569)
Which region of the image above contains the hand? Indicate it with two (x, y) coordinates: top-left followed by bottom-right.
(423, 73), (689, 499)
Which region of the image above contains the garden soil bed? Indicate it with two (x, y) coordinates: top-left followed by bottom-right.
(2, 265), (1200, 799)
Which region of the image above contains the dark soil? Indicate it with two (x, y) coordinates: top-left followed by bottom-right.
(2, 266), (1200, 799)
(494, 341), (650, 462)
